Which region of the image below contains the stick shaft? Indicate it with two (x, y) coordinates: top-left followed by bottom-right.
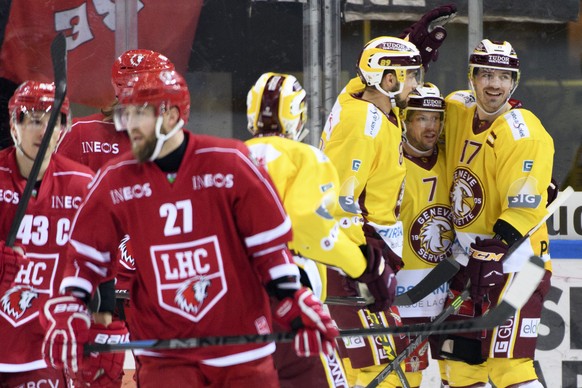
(6, 33), (67, 247)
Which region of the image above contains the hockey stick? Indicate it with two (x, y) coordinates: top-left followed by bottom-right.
(326, 186), (573, 309)
(6, 33), (67, 247)
(366, 289), (470, 388)
(84, 255), (544, 354)
(363, 187), (573, 387)
(326, 255), (459, 307)
(363, 309), (411, 388)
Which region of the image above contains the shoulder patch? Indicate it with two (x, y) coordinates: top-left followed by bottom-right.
(364, 104), (383, 138)
(504, 109), (530, 140)
(447, 90), (476, 107)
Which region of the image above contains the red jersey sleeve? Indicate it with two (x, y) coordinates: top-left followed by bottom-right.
(60, 168), (125, 295)
(228, 142), (297, 284)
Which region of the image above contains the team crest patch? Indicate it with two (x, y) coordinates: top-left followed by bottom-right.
(410, 205), (454, 264)
(1, 286), (39, 322)
(175, 276), (212, 314)
(450, 167), (484, 227)
(0, 252), (58, 327)
(151, 236), (227, 322)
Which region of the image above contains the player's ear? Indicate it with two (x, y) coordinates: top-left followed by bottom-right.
(381, 71), (397, 90)
(165, 106), (180, 127)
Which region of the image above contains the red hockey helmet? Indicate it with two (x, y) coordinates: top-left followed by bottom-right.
(116, 70), (190, 126)
(9, 81), (71, 155)
(111, 49), (175, 96)
(9, 80), (70, 122)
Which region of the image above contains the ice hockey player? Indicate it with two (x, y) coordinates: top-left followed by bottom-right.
(41, 69), (338, 387)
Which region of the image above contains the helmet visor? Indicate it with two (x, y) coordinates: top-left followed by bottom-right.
(113, 103), (157, 132)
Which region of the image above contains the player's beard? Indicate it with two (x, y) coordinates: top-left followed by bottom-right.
(394, 93), (407, 109)
(391, 82), (407, 109)
(132, 133), (157, 162)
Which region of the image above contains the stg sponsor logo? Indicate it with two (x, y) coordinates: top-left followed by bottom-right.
(192, 173), (234, 190)
(110, 182), (152, 204)
(508, 193), (541, 209)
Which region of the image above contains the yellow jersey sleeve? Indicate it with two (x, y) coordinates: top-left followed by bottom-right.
(246, 136), (366, 279)
(320, 77), (406, 248)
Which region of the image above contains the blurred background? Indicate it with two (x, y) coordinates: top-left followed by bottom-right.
(1, 0), (580, 189)
(1, 1), (581, 386)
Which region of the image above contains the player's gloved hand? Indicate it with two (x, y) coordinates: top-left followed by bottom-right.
(40, 295), (91, 373)
(399, 3), (457, 70)
(274, 287), (339, 357)
(547, 177), (559, 207)
(0, 241), (26, 286)
(69, 321), (129, 387)
(354, 237), (398, 312)
(467, 237), (507, 302)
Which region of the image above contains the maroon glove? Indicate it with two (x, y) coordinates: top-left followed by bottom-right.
(354, 237), (399, 312)
(274, 287), (339, 357)
(547, 178), (559, 207)
(400, 4), (457, 69)
(0, 241), (26, 287)
(70, 321), (129, 387)
(40, 295), (91, 373)
(467, 237), (507, 302)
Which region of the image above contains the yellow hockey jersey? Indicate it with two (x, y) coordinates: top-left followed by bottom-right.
(245, 136), (367, 298)
(397, 144), (453, 317)
(320, 77), (406, 254)
(444, 91), (554, 272)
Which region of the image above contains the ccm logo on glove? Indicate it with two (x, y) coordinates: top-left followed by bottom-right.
(469, 237), (508, 262)
(470, 249), (504, 262)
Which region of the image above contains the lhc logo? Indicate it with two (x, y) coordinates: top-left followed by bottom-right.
(449, 167), (484, 228)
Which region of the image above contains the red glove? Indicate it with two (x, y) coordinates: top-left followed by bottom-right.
(354, 237), (399, 312)
(274, 287), (339, 357)
(467, 237), (507, 302)
(0, 241), (26, 286)
(400, 4), (457, 69)
(40, 295), (91, 373)
(70, 321), (129, 387)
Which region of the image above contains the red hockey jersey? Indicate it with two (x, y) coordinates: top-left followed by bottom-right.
(56, 113), (136, 292)
(0, 149), (94, 371)
(57, 113), (132, 173)
(61, 132), (294, 365)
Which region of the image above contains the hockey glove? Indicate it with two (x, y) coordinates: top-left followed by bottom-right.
(467, 237), (507, 302)
(40, 295), (91, 373)
(400, 3), (457, 70)
(354, 239), (398, 312)
(547, 177), (559, 207)
(0, 241), (26, 287)
(274, 287), (339, 357)
(69, 321), (129, 387)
